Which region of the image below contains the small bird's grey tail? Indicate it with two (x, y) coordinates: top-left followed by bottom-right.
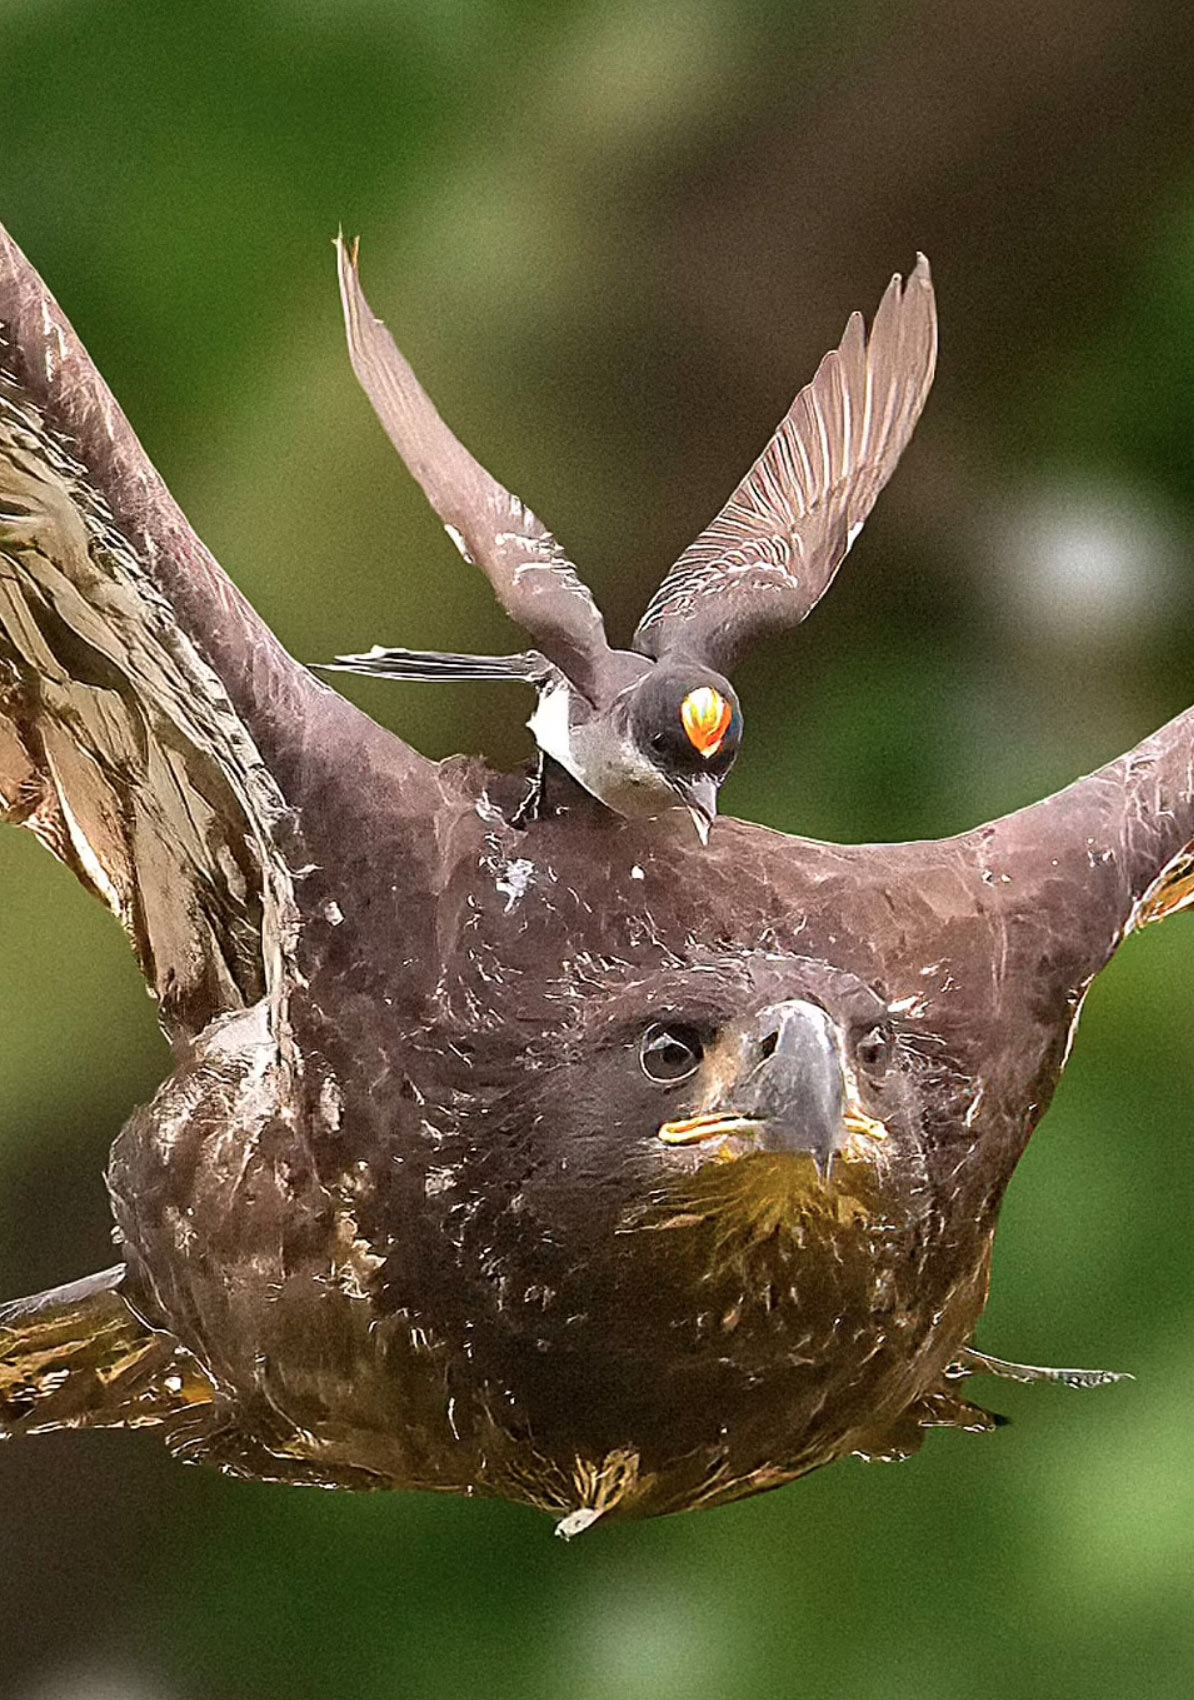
(0, 1265), (212, 1438)
(320, 645), (553, 684)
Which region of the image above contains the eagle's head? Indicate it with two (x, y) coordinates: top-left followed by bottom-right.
(397, 946), (951, 1519)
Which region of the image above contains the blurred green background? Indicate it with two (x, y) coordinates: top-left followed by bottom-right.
(5, 1), (1194, 1695)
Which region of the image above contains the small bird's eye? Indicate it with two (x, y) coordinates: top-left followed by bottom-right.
(856, 1025), (890, 1073)
(640, 1023), (703, 1084)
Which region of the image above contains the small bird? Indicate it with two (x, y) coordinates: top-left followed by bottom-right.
(4, 225), (1169, 1537)
(328, 239), (937, 839)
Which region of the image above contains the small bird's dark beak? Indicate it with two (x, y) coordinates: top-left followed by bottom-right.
(659, 999), (885, 1180)
(673, 773), (719, 845)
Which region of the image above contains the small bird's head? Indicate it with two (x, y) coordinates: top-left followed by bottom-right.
(624, 662), (742, 841)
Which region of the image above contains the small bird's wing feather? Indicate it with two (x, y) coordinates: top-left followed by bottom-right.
(0, 222), (310, 1039)
(337, 237), (612, 702)
(634, 256), (937, 670)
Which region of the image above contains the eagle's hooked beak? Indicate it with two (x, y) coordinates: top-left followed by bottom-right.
(658, 999), (886, 1180)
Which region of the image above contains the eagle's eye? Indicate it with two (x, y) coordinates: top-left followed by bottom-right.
(856, 1024), (891, 1074)
(640, 1023), (704, 1084)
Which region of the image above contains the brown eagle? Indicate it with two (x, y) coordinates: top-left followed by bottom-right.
(0, 225), (1173, 1536)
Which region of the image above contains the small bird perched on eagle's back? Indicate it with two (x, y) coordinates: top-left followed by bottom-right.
(1, 222), (1180, 1539)
(327, 239), (937, 839)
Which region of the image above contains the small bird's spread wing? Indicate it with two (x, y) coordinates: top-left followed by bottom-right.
(337, 238), (613, 703)
(0, 223), (303, 1040)
(634, 256), (937, 671)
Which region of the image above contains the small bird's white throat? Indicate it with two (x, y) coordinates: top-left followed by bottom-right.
(527, 681), (678, 819)
(527, 682), (583, 783)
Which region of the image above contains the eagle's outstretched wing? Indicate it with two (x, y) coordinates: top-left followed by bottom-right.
(634, 256), (936, 672)
(0, 222), (313, 1040)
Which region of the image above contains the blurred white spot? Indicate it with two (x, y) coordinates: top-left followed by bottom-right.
(985, 480), (1184, 645)
(27, 1668), (175, 1700)
(569, 1577), (739, 1700)
(548, 0), (733, 153)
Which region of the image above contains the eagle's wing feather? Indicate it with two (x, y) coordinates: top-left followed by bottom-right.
(0, 222), (311, 1039)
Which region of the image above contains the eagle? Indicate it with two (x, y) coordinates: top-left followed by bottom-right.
(0, 224), (1174, 1537)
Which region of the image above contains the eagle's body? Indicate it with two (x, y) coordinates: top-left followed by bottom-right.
(107, 778), (959, 1517)
(0, 224), (1178, 1532)
(105, 752), (1149, 1523)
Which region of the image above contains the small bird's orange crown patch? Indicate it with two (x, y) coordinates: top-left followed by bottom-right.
(680, 687), (733, 758)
